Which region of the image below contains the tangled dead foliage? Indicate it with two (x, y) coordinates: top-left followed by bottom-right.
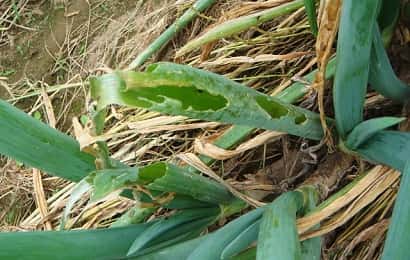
(1, 1), (409, 259)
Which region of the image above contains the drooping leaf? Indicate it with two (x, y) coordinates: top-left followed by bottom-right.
(256, 191), (304, 260)
(187, 207), (264, 260)
(369, 25), (410, 102)
(0, 99), (95, 181)
(333, 0), (381, 137)
(345, 117), (405, 150)
(144, 163), (236, 205)
(87, 162), (235, 205)
(381, 162), (410, 260)
(356, 131), (410, 172)
(159, 194), (217, 209)
(303, 0), (318, 36)
(91, 62), (327, 140)
(0, 224), (149, 260)
(88, 168), (140, 201)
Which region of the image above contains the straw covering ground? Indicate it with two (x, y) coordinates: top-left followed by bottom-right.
(0, 0), (410, 259)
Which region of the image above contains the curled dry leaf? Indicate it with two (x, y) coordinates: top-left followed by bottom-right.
(340, 219), (389, 258)
(297, 166), (399, 239)
(300, 169), (399, 240)
(72, 117), (103, 151)
(194, 130), (283, 160)
(312, 0), (342, 149)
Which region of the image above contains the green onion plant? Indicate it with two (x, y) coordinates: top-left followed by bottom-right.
(0, 0), (409, 259)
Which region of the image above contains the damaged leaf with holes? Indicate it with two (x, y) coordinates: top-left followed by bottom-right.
(91, 62), (328, 140)
(87, 162), (238, 205)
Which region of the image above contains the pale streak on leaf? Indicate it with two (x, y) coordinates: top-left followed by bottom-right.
(200, 52), (311, 67)
(312, 0), (341, 149)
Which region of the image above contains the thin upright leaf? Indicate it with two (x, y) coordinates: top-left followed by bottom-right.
(369, 25), (410, 102)
(256, 191), (304, 260)
(304, 0), (318, 36)
(128, 0), (216, 69)
(382, 162), (410, 260)
(377, 0), (401, 44)
(333, 0), (381, 137)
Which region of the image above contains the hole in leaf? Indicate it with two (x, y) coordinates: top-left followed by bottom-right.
(139, 163), (167, 183)
(255, 96), (288, 119)
(124, 85), (227, 111)
(294, 114), (307, 125)
(256, 96), (307, 124)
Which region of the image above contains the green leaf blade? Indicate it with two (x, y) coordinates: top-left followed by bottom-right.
(176, 0), (304, 57)
(256, 191), (304, 260)
(187, 207), (264, 260)
(91, 63), (327, 140)
(356, 131), (410, 172)
(369, 25), (410, 102)
(221, 220), (261, 259)
(132, 236), (206, 260)
(0, 99), (95, 181)
(303, 0), (318, 36)
(382, 162), (410, 260)
(345, 117), (404, 150)
(333, 0), (381, 137)
(127, 208), (220, 256)
(0, 224), (149, 260)
(87, 162), (236, 205)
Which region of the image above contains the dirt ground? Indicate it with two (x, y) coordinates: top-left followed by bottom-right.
(0, 0), (202, 231)
(0, 0), (147, 229)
